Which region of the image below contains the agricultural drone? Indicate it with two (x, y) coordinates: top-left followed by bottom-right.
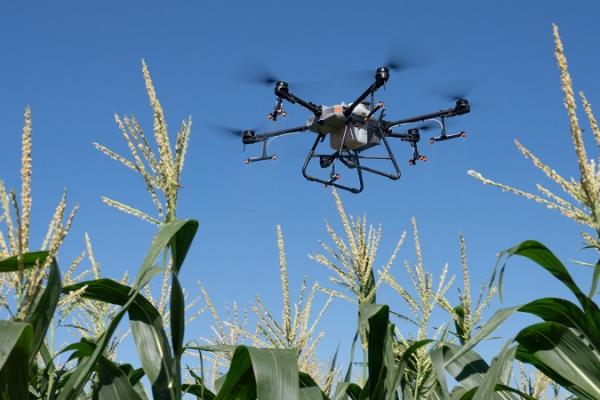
(225, 66), (470, 193)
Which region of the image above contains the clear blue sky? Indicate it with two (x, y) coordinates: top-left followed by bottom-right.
(1, 0), (599, 370)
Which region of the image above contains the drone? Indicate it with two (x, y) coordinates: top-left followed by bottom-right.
(231, 66), (470, 193)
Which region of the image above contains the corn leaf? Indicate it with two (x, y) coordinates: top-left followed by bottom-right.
(57, 219), (196, 400)
(472, 339), (516, 400)
(0, 251), (49, 272)
(63, 278), (175, 400)
(214, 346), (299, 400)
(96, 356), (143, 400)
(516, 322), (600, 400)
(0, 321), (32, 399)
(27, 259), (61, 365)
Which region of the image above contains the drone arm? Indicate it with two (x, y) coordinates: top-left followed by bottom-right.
(385, 108), (455, 129)
(385, 99), (470, 129)
(244, 125), (306, 144)
(344, 82), (380, 117)
(275, 84), (322, 116)
(344, 68), (390, 117)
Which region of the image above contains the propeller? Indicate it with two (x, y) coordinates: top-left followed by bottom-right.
(206, 121), (265, 139)
(238, 61), (281, 86)
(429, 78), (479, 106)
(381, 44), (429, 72)
(340, 42), (431, 82)
(236, 60), (319, 92)
(413, 122), (440, 132)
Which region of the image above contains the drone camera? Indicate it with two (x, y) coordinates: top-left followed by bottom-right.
(454, 99), (470, 115)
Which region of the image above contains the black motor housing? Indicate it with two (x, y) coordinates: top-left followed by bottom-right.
(454, 99), (470, 115)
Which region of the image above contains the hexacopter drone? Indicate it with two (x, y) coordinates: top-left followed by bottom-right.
(233, 66), (470, 193)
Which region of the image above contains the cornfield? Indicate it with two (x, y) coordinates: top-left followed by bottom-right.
(1, 24), (600, 400)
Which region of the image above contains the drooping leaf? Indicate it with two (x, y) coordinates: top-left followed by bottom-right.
(57, 220), (197, 400)
(0, 251), (49, 272)
(444, 306), (520, 367)
(63, 278), (175, 400)
(0, 321), (32, 399)
(168, 218), (198, 275)
(502, 240), (600, 345)
(133, 220), (198, 289)
(516, 322), (600, 399)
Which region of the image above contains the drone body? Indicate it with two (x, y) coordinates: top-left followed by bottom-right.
(306, 102), (378, 150)
(236, 66), (470, 193)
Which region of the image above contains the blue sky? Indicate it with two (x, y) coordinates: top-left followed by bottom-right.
(1, 0), (600, 373)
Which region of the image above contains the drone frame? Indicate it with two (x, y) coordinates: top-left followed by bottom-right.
(241, 67), (470, 193)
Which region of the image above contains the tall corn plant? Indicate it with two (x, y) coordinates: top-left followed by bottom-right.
(0, 108), (78, 399)
(455, 24), (600, 399)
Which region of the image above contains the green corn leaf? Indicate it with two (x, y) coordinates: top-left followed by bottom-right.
(0, 251), (49, 272)
(300, 386), (325, 400)
(299, 372), (330, 400)
(57, 220), (196, 400)
(63, 278), (175, 400)
(96, 356), (143, 400)
(182, 383), (216, 399)
(168, 218), (198, 275)
(27, 258), (61, 365)
(170, 273), (185, 376)
(444, 306), (520, 367)
(0, 321), (32, 399)
(214, 346), (299, 400)
(472, 339), (516, 400)
(332, 382), (361, 400)
(430, 347), (449, 400)
(460, 384), (538, 400)
(167, 219), (197, 397)
(443, 343), (488, 392)
(133, 219), (198, 289)
(501, 240), (600, 344)
(516, 322), (600, 400)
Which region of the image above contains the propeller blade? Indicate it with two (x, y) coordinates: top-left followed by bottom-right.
(414, 122), (439, 132)
(237, 60), (280, 86)
(430, 78), (478, 102)
(383, 40), (431, 72)
(206, 121), (245, 137)
(338, 42), (431, 82)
